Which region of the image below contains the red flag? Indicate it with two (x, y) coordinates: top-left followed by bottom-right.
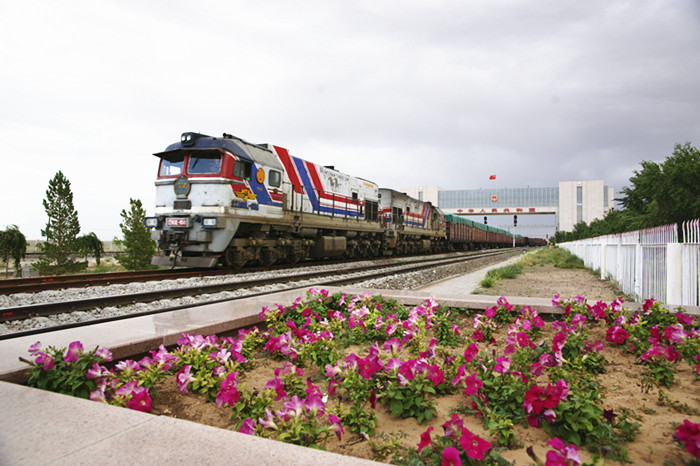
(489, 175), (496, 180)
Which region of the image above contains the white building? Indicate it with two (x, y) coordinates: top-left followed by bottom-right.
(403, 181), (615, 234)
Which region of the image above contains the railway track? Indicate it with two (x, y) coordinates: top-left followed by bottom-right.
(0, 250), (515, 339)
(0, 252), (468, 295)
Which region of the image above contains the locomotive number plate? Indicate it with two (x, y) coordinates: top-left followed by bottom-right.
(166, 218), (189, 228)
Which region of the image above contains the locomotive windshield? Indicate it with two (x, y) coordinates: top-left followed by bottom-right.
(188, 152), (222, 174)
(159, 154), (184, 176)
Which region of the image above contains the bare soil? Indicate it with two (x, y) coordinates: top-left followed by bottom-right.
(149, 266), (698, 465)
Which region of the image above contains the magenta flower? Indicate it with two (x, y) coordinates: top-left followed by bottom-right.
(417, 426), (434, 452)
(464, 343), (478, 363)
(459, 428), (492, 460)
(523, 380), (568, 415)
(384, 337), (402, 355)
(441, 446), (462, 466)
(442, 413), (464, 439)
(675, 419), (700, 458)
(258, 409), (278, 430)
(126, 386), (152, 413)
(606, 325), (630, 345)
(494, 356), (511, 374)
(176, 365), (196, 394)
(305, 394), (325, 416)
(283, 395), (305, 418)
(463, 373), (483, 396)
(368, 389), (377, 409)
(552, 293), (561, 307)
(238, 418), (256, 435)
(545, 437), (582, 465)
(328, 414), (344, 440)
(35, 352), (54, 370)
(95, 346), (113, 362)
(64, 341), (83, 363)
(215, 372), (241, 408)
(28, 341), (42, 356)
(89, 384), (107, 403)
(87, 362), (109, 380)
(115, 359), (140, 373)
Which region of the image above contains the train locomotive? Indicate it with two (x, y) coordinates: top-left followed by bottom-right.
(145, 132), (545, 268)
(146, 132), (444, 267)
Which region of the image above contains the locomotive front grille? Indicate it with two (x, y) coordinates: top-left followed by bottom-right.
(174, 199), (192, 210)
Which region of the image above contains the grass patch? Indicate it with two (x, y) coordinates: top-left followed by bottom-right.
(516, 247), (584, 269)
(480, 264), (523, 288)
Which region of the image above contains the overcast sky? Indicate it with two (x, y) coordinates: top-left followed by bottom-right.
(2, 0), (699, 240)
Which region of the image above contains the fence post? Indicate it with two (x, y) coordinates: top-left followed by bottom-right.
(634, 242), (643, 301)
(666, 243), (683, 305)
(600, 243), (607, 280)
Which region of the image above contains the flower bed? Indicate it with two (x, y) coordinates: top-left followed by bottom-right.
(23, 289), (700, 465)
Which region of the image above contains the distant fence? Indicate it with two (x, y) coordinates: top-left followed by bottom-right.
(559, 219), (700, 307)
(25, 241), (125, 254)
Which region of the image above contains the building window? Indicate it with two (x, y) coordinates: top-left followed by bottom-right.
(418, 191), (423, 201)
(576, 186), (583, 223)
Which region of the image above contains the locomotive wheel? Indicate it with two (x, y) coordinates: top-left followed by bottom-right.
(224, 247), (248, 268)
(261, 247), (278, 266)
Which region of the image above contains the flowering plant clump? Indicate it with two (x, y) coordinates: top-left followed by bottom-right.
(21, 289), (700, 465)
(24, 341), (113, 399)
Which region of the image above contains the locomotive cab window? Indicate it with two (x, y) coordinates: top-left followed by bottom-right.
(269, 170), (281, 187)
(159, 154), (185, 177)
(233, 160), (253, 181)
(188, 153), (222, 174)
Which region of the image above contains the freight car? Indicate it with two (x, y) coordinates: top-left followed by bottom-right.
(444, 213), (546, 249)
(146, 132), (444, 267)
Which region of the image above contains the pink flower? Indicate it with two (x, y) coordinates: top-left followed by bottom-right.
(605, 325), (629, 345)
(459, 428), (492, 460)
(95, 346), (113, 362)
(258, 409), (278, 430)
(442, 413), (464, 439)
(28, 341), (42, 356)
(176, 365), (195, 394)
(64, 341), (83, 363)
(463, 373), (483, 396)
(215, 372), (241, 408)
(494, 356), (511, 374)
(328, 414), (344, 440)
(523, 380), (568, 415)
(238, 418), (256, 435)
(125, 385), (152, 413)
(675, 419), (700, 458)
(417, 426), (434, 452)
(464, 343), (478, 363)
(545, 437), (582, 465)
(35, 352), (54, 370)
(87, 363), (109, 380)
(552, 293), (561, 307)
(442, 446), (462, 466)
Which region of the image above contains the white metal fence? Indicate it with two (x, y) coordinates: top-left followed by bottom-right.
(559, 219), (700, 307)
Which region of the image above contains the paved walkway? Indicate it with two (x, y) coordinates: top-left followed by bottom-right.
(416, 251), (526, 294)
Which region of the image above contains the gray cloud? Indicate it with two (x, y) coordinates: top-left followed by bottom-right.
(1, 0), (698, 239)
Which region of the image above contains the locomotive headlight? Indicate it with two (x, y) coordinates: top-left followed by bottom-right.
(144, 217), (158, 228)
(201, 217), (218, 229)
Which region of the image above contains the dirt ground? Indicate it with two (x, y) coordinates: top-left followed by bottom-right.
(148, 266), (698, 465)
(479, 263), (622, 303)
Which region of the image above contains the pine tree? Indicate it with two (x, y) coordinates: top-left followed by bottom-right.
(35, 171), (85, 275)
(117, 198), (156, 270)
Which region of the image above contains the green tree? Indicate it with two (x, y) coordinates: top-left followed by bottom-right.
(619, 142), (700, 230)
(75, 232), (105, 266)
(0, 225), (27, 277)
(117, 198), (156, 270)
(35, 171), (86, 275)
